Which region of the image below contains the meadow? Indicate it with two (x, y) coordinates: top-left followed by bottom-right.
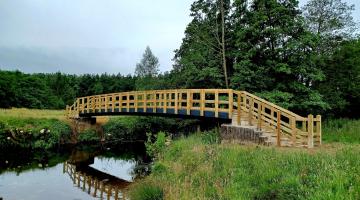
(130, 119), (360, 200)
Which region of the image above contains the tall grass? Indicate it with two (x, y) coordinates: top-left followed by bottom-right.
(133, 133), (360, 199)
(0, 108), (65, 120)
(323, 119), (360, 143)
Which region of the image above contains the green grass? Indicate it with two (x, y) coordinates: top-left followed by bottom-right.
(323, 119), (360, 143)
(0, 108), (71, 150)
(132, 133), (360, 200)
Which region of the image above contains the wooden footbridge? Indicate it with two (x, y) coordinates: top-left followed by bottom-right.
(66, 89), (321, 148)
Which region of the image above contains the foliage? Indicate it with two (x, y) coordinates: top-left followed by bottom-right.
(78, 129), (100, 143)
(135, 134), (360, 199)
(145, 131), (167, 158)
(200, 128), (220, 144)
(323, 119), (360, 143)
(0, 109), (71, 150)
(135, 46), (160, 78)
(130, 182), (164, 200)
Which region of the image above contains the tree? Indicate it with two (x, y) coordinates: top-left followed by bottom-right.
(172, 0), (233, 89)
(231, 0), (327, 113)
(135, 46), (160, 77)
(302, 0), (357, 53)
(303, 0), (356, 37)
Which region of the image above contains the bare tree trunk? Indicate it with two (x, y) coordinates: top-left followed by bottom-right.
(220, 0), (229, 89)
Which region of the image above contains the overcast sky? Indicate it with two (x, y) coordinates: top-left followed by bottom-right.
(0, 0), (359, 75)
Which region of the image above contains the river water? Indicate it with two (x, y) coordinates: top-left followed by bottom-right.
(0, 143), (150, 200)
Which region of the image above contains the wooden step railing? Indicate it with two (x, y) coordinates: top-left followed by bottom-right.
(66, 89), (321, 148)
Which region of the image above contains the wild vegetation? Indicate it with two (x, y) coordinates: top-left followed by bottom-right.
(131, 119), (360, 200)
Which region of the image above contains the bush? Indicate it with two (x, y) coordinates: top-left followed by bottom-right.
(130, 183), (164, 200)
(145, 132), (166, 158)
(200, 128), (220, 144)
(78, 129), (99, 143)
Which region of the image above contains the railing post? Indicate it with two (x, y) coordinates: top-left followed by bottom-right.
(257, 102), (262, 130)
(215, 90), (219, 118)
(163, 91), (167, 113)
(291, 116), (296, 146)
(127, 92), (130, 112)
(135, 92), (138, 112)
(153, 92), (157, 113)
(277, 110), (281, 147)
(237, 92), (241, 125)
(316, 115), (322, 146)
(144, 91), (147, 112)
(187, 90), (191, 115)
(200, 89), (205, 116)
(228, 90), (233, 119)
(175, 90), (178, 114)
(307, 114), (314, 148)
(249, 97), (253, 126)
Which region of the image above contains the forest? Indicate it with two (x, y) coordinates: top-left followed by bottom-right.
(0, 0), (359, 119)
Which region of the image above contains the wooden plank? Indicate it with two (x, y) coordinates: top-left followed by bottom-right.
(308, 114), (314, 148)
(277, 110), (281, 147)
(228, 90), (233, 118)
(187, 90), (191, 115)
(316, 115), (322, 146)
(175, 90), (178, 114)
(215, 90), (219, 118)
(200, 89), (205, 116)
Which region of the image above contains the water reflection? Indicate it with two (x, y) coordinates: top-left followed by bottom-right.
(0, 143), (150, 200)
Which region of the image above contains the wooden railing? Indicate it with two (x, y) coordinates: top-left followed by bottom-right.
(63, 162), (129, 200)
(66, 89), (321, 148)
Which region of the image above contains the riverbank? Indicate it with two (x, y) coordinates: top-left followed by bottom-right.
(130, 120), (360, 200)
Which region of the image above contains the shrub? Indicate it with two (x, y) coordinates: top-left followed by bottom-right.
(130, 183), (164, 200)
(145, 131), (166, 158)
(78, 129), (99, 143)
(200, 128), (220, 144)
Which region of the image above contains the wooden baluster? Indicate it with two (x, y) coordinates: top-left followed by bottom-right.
(228, 90), (233, 119)
(164, 92), (167, 113)
(135, 92), (138, 112)
(215, 90), (219, 118)
(249, 97), (253, 126)
(107, 186), (112, 200)
(83, 175), (86, 191)
(100, 181), (104, 199)
(88, 176), (92, 194)
(200, 89), (205, 116)
(187, 90), (191, 115)
(77, 173), (81, 187)
(277, 110), (281, 147)
(144, 92), (147, 112)
(237, 92), (241, 125)
(257, 101), (261, 130)
(175, 90), (179, 114)
(127, 93), (130, 112)
(114, 187), (119, 200)
(93, 179), (98, 197)
(308, 114), (314, 148)
(291, 116), (296, 146)
(316, 115), (322, 146)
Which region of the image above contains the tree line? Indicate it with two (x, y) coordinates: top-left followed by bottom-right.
(0, 0), (359, 118)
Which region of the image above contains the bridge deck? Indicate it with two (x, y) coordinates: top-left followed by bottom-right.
(66, 89), (321, 148)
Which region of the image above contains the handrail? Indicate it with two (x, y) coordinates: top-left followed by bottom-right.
(66, 89), (321, 148)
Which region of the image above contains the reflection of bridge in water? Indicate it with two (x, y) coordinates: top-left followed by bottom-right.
(63, 161), (130, 200)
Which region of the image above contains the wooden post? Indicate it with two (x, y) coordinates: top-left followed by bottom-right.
(308, 114), (314, 148)
(77, 173), (81, 187)
(277, 110), (281, 147)
(257, 102), (262, 130)
(215, 90), (219, 118)
(163, 92), (167, 113)
(83, 175), (86, 191)
(144, 91), (147, 112)
(200, 89), (205, 116)
(88, 176), (92, 194)
(249, 97), (253, 126)
(316, 115), (322, 146)
(153, 92), (157, 113)
(228, 90), (233, 119)
(237, 92), (241, 125)
(187, 90), (191, 115)
(93, 179), (98, 197)
(112, 94), (115, 112)
(175, 90), (178, 114)
(107, 186), (112, 200)
(291, 116), (296, 146)
(114, 187), (119, 200)
(100, 182), (104, 199)
(135, 92), (138, 112)
(127, 93), (130, 112)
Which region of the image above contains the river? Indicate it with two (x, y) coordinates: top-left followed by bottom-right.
(0, 143), (150, 200)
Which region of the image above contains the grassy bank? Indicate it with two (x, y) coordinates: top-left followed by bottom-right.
(323, 118), (360, 144)
(0, 108), (71, 150)
(131, 120), (360, 200)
